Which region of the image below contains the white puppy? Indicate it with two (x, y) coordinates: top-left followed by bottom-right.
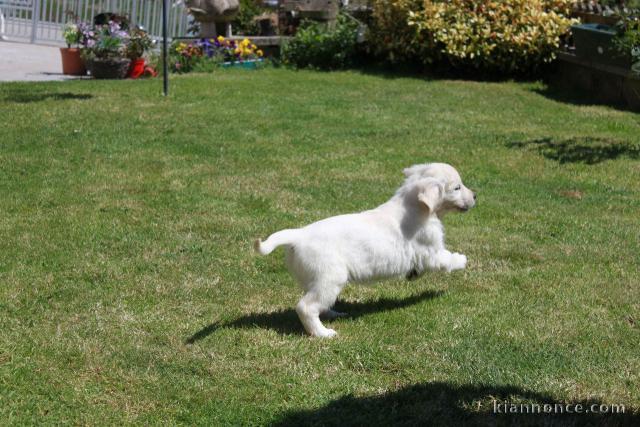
(254, 163), (476, 338)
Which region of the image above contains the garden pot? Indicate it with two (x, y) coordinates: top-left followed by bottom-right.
(572, 23), (631, 69)
(127, 58), (146, 79)
(87, 57), (131, 79)
(59, 47), (86, 76)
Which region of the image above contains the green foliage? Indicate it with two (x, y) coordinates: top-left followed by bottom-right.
(281, 15), (360, 70)
(614, 11), (640, 74)
(127, 27), (154, 60)
(370, 0), (575, 75)
(369, 0), (424, 63)
(233, 0), (264, 35)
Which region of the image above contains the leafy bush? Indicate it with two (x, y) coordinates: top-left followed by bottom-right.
(369, 0), (423, 63)
(370, 0), (574, 75)
(281, 15), (359, 70)
(233, 0), (265, 35)
(614, 11), (640, 74)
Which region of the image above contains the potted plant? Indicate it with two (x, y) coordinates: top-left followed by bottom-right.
(60, 23), (86, 75)
(126, 27), (154, 78)
(81, 21), (131, 79)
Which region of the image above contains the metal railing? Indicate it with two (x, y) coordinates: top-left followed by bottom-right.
(0, 0), (189, 45)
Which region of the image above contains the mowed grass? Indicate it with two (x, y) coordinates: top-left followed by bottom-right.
(0, 68), (639, 425)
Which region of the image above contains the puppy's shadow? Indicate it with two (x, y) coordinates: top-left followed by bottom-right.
(186, 289), (443, 343)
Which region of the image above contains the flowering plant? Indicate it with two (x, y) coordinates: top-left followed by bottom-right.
(80, 21), (129, 60)
(62, 22), (82, 48)
(170, 36), (263, 73)
(127, 27), (154, 60)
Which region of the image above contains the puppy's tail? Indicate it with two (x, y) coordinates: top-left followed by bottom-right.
(254, 229), (300, 256)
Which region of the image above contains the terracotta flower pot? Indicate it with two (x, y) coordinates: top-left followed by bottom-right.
(87, 57), (131, 79)
(127, 58), (146, 79)
(60, 47), (86, 76)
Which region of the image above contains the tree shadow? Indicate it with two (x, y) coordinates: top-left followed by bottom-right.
(273, 381), (638, 426)
(0, 91), (93, 104)
(506, 137), (640, 165)
(185, 289), (443, 343)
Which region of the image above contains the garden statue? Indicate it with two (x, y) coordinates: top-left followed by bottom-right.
(185, 0), (240, 38)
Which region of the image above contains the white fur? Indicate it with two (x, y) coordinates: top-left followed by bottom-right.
(254, 163), (476, 338)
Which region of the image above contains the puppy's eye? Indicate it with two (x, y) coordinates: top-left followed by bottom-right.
(454, 185), (461, 191)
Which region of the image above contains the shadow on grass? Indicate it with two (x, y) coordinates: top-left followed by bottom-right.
(531, 85), (638, 113)
(506, 137), (640, 165)
(273, 382), (638, 427)
(0, 90), (92, 103)
(185, 289), (443, 343)
(351, 63), (538, 83)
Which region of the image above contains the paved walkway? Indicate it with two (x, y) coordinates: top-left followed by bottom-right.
(0, 41), (84, 82)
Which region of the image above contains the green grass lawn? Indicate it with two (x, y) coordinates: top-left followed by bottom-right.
(1, 68), (639, 425)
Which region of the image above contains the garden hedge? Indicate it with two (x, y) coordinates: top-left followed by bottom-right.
(370, 0), (575, 75)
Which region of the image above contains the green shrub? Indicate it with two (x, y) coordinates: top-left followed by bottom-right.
(370, 0), (574, 75)
(369, 0), (423, 63)
(614, 11), (640, 74)
(233, 0), (264, 35)
(281, 15), (359, 70)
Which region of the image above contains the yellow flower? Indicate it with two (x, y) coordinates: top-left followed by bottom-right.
(257, 49), (264, 57)
(242, 38), (250, 47)
(217, 35), (225, 42)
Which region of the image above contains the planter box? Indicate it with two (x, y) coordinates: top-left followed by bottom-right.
(221, 59), (264, 69)
(572, 23), (631, 69)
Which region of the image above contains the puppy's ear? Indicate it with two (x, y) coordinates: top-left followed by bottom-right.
(403, 164), (429, 178)
(417, 180), (443, 212)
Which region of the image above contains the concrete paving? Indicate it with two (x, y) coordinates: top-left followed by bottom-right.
(0, 41), (86, 82)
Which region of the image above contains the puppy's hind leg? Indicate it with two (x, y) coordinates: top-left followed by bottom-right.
(296, 282), (344, 338)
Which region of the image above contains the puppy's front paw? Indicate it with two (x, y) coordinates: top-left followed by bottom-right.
(450, 253), (467, 271)
(314, 328), (338, 339)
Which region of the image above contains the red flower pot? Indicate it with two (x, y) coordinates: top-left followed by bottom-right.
(128, 58), (146, 79)
(60, 47), (86, 76)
